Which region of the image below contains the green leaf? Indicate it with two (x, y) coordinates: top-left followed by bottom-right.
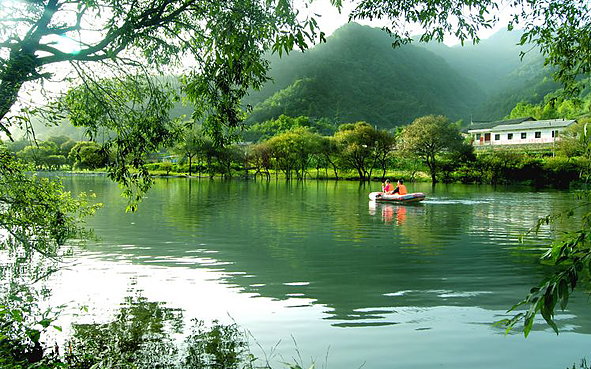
(39, 318), (52, 328)
(558, 278), (568, 309)
(523, 314), (534, 337)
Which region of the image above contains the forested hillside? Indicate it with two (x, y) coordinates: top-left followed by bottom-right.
(244, 23), (564, 126)
(244, 23), (487, 128)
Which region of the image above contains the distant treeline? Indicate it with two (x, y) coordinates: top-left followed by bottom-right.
(4, 135), (109, 171)
(148, 112), (591, 187)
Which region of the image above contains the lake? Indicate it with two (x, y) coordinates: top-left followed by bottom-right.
(48, 175), (590, 368)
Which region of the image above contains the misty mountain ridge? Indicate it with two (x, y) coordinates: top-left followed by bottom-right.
(244, 22), (557, 128)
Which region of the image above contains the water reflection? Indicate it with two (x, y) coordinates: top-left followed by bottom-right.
(53, 177), (591, 333)
(368, 201), (422, 226)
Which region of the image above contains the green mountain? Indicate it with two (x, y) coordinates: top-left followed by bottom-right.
(244, 23), (487, 128)
(245, 23), (566, 126)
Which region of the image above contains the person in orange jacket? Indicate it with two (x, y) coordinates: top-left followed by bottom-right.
(393, 179), (408, 195)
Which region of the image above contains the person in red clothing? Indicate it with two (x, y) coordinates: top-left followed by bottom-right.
(393, 179), (408, 195)
(382, 179), (393, 194)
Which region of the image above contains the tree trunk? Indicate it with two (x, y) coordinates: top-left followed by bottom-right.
(188, 155), (192, 176)
(0, 44), (43, 138)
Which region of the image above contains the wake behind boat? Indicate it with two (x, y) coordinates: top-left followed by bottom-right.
(369, 191), (426, 203)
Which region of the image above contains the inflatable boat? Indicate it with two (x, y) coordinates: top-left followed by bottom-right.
(369, 192), (426, 203)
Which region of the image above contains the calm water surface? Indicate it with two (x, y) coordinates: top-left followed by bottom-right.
(49, 175), (590, 368)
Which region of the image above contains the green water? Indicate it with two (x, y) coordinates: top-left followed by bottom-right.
(51, 175), (590, 368)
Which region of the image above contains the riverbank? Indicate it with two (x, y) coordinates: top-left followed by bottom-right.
(50, 166), (588, 190)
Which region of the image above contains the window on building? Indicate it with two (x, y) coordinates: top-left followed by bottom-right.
(521, 132), (527, 139)
(476, 133), (481, 140)
(535, 131), (541, 138)
(508, 133), (513, 140)
(552, 130), (559, 138)
(494, 134), (500, 140)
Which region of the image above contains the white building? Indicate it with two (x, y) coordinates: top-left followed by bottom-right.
(466, 118), (576, 147)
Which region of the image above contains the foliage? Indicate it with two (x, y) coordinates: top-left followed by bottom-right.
(0, 145), (99, 367)
(497, 109), (591, 338)
(174, 128), (205, 177)
(17, 141), (59, 169)
(497, 193), (591, 337)
(333, 122), (395, 181)
(556, 120), (591, 159)
(250, 142), (273, 180)
(5, 139), (31, 154)
(266, 127), (321, 180)
(46, 136), (71, 151)
(399, 115), (465, 183)
(0, 0), (328, 211)
(0, 283), (64, 368)
(0, 147), (99, 258)
(60, 140), (78, 158)
(61, 76), (181, 210)
(507, 92), (591, 121)
(68, 141), (108, 170)
(317, 135), (341, 180)
(244, 115), (337, 142)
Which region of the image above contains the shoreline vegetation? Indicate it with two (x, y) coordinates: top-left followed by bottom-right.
(9, 112), (591, 191)
(39, 166), (561, 187)
(24, 143), (591, 190)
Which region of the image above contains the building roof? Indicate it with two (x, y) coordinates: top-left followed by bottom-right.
(462, 117), (535, 133)
(492, 119), (576, 132)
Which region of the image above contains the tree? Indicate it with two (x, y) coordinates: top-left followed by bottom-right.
(335, 122), (392, 181)
(174, 129), (203, 177)
(349, 0), (590, 94)
(251, 142), (273, 180)
(400, 115), (464, 183)
(318, 136), (342, 180)
(0, 147), (97, 257)
(555, 120), (588, 159)
(45, 135), (70, 150)
(373, 129), (396, 181)
(17, 141), (59, 169)
(45, 154), (66, 170)
(60, 139), (78, 168)
(68, 141), (108, 170)
(5, 139), (30, 154)
(265, 127), (320, 180)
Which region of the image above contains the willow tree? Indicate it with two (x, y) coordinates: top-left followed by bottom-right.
(0, 1), (331, 363)
(0, 0), (332, 209)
